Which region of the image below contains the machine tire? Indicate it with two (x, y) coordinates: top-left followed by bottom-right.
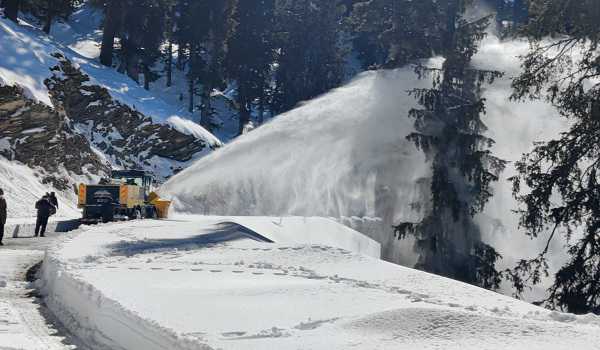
(134, 208), (142, 220)
(102, 206), (114, 223)
(149, 206), (158, 219)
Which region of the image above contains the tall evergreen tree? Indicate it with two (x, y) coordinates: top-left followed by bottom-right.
(3, 0), (20, 22)
(24, 0), (79, 33)
(507, 0), (600, 314)
(99, 0), (122, 67)
(175, 0), (236, 127)
(393, 0), (506, 289)
(512, 0), (528, 25)
(226, 0), (276, 134)
(272, 0), (346, 114)
(349, 0), (443, 68)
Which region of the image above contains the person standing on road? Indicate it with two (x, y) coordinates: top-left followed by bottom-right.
(0, 189), (6, 246)
(35, 195), (53, 237)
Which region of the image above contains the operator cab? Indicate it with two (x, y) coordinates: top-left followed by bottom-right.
(111, 170), (155, 198)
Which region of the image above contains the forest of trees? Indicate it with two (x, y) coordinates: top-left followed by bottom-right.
(0, 0), (530, 133)
(4, 0), (600, 315)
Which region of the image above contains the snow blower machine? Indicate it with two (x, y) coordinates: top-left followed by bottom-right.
(78, 170), (171, 224)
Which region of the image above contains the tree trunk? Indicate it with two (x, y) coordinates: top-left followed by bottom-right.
(126, 54), (140, 83)
(177, 41), (185, 70)
(143, 63), (150, 90)
(43, 10), (53, 34)
(4, 0), (19, 23)
(100, 0), (120, 67)
(238, 101), (251, 135)
(188, 78), (195, 113)
(258, 86), (267, 125)
(445, 0), (458, 54)
(166, 41), (173, 87)
(200, 86), (212, 129)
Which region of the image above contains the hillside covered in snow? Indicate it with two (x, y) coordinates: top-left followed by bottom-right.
(0, 6), (221, 217)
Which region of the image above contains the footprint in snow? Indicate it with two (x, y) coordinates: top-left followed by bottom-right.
(191, 268), (203, 272)
(151, 267), (163, 271)
(222, 331), (247, 338)
(232, 270), (245, 274)
(128, 267), (141, 270)
(169, 268), (183, 272)
(210, 270), (222, 273)
(252, 272), (265, 275)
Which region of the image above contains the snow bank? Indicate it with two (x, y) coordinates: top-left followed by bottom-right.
(39, 217), (600, 350)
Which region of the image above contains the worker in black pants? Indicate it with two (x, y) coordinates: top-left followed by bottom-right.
(35, 195), (53, 237)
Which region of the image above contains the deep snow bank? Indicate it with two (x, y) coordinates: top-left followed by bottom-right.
(39, 217), (600, 350)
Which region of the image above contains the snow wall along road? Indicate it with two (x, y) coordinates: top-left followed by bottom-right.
(161, 36), (569, 288)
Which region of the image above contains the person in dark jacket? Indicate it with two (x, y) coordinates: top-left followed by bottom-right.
(0, 188), (6, 246)
(49, 192), (58, 210)
(35, 196), (53, 237)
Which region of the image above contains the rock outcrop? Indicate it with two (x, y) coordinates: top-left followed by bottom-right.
(0, 85), (108, 190)
(45, 54), (217, 179)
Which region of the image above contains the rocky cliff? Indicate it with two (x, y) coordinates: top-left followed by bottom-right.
(0, 52), (220, 199)
(45, 53), (217, 180)
(0, 85), (107, 191)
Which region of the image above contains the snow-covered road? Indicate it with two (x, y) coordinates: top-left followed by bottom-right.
(0, 230), (83, 350)
(37, 216), (600, 350)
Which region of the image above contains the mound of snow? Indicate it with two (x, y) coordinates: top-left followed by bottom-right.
(39, 217), (600, 350)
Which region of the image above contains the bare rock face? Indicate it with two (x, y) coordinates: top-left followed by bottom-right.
(0, 85), (108, 190)
(45, 53), (217, 179)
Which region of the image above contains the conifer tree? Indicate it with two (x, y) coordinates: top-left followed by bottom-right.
(99, 0), (122, 67)
(349, 0), (443, 68)
(393, 0), (506, 289)
(272, 0), (345, 114)
(3, 0), (20, 22)
(507, 0), (600, 314)
(226, 0), (276, 134)
(175, 0), (236, 127)
(24, 0), (78, 33)
(512, 0), (528, 25)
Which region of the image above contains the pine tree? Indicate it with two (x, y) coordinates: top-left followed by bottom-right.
(175, 0), (236, 127)
(507, 0), (600, 314)
(394, 0), (506, 289)
(226, 0), (276, 134)
(512, 0), (528, 25)
(99, 0), (122, 67)
(3, 0), (20, 22)
(23, 0), (79, 33)
(349, 0), (443, 68)
(272, 0), (345, 114)
(199, 0), (236, 129)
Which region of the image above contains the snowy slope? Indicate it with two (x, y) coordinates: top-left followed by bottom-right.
(39, 217), (600, 350)
(0, 157), (80, 218)
(0, 14), (220, 146)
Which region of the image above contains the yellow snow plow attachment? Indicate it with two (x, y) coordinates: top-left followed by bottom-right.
(148, 192), (171, 219)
